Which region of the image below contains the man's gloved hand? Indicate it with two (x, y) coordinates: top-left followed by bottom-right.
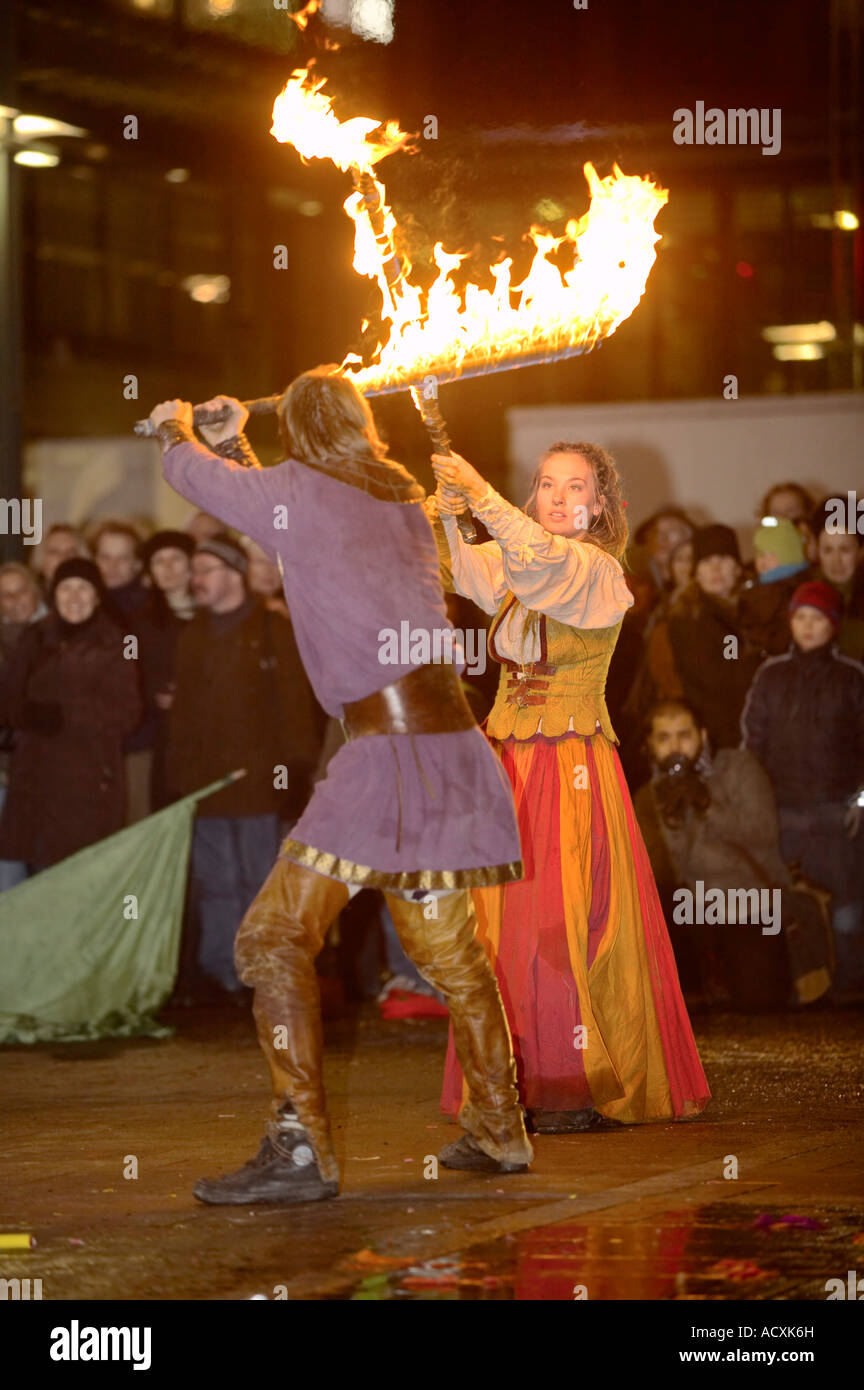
(22, 700), (63, 735)
(653, 753), (711, 828)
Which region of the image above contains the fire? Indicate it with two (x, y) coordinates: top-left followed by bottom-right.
(271, 68), (413, 174)
(287, 0), (321, 30)
(270, 68), (668, 394)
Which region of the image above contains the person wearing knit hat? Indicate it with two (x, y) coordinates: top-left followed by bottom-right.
(788, 579), (843, 641)
(50, 556), (108, 620)
(742, 575), (864, 999)
(195, 533), (248, 577)
(753, 517), (808, 584)
(0, 552), (142, 870)
(142, 529), (194, 569)
(692, 523), (741, 566)
(739, 518), (812, 661)
(188, 535), (248, 622)
(662, 522), (761, 750)
(690, 524), (742, 603)
(143, 530), (196, 625)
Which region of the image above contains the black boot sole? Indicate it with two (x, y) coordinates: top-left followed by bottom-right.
(528, 1109), (625, 1135)
(438, 1157), (529, 1173)
(438, 1135), (529, 1173)
(192, 1178), (339, 1206)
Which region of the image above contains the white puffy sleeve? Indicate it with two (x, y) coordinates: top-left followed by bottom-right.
(435, 515), (509, 618)
(468, 484), (634, 628)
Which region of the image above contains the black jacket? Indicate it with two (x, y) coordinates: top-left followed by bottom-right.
(0, 610), (142, 866)
(165, 598), (324, 820)
(666, 584), (762, 749)
(741, 643), (864, 807)
(738, 571), (808, 661)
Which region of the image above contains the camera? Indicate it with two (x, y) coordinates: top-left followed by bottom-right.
(654, 752), (711, 827)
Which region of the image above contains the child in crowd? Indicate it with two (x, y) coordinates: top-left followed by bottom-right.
(739, 516), (810, 659)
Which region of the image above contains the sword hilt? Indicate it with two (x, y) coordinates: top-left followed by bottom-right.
(133, 395), (281, 438)
(410, 388), (477, 545)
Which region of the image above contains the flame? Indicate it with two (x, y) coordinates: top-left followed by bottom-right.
(270, 69), (668, 393)
(271, 68), (413, 174)
(287, 0), (321, 29)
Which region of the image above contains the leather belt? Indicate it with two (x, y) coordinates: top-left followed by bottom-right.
(342, 663), (476, 739)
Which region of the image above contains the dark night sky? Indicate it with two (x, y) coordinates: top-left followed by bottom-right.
(348, 0), (830, 134)
(12, 0), (853, 468)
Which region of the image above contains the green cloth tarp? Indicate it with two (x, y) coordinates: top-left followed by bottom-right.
(0, 776), (237, 1045)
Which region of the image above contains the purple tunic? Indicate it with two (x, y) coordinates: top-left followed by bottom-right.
(162, 440), (522, 891)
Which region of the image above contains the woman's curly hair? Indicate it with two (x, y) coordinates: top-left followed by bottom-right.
(524, 441), (629, 560)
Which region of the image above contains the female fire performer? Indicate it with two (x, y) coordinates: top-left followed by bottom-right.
(427, 443), (710, 1133)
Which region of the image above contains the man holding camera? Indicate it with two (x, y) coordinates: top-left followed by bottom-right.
(633, 699), (829, 1010)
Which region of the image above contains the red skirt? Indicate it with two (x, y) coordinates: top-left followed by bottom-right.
(442, 733), (710, 1122)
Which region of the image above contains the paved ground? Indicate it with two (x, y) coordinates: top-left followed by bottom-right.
(1, 1004), (862, 1301)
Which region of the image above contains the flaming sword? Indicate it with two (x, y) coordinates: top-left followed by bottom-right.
(137, 69), (668, 540)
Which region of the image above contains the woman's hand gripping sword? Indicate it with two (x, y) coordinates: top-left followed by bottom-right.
(412, 389), (477, 543)
(430, 446), (490, 531)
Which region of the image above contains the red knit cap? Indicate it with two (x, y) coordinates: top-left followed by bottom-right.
(788, 579), (842, 630)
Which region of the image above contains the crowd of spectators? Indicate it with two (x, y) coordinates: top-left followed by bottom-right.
(0, 473), (861, 1014)
(612, 480), (864, 1008)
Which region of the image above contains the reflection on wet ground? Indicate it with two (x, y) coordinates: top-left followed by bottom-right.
(3, 1006), (862, 1299)
(344, 1204), (864, 1300)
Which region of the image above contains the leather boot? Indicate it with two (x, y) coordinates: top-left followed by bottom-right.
(193, 1100), (340, 1206)
(232, 858), (350, 1187)
(384, 890), (533, 1170)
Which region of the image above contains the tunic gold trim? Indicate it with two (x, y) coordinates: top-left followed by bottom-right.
(278, 835), (523, 892)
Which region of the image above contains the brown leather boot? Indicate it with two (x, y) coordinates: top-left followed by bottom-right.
(228, 858), (350, 1192)
(384, 890), (533, 1171)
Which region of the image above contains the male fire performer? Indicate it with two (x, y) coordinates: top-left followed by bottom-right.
(149, 367), (533, 1204)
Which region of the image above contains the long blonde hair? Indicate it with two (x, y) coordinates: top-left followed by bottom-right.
(278, 365), (388, 465)
(524, 441), (628, 561)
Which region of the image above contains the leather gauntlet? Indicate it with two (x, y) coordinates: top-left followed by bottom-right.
(155, 420), (196, 454)
(212, 433), (261, 470)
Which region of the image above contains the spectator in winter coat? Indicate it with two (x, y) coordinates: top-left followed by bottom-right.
(741, 580), (864, 998)
(0, 558), (142, 871)
(93, 520), (160, 823)
(809, 502), (864, 661)
(629, 507), (694, 612)
(663, 524), (762, 750)
(143, 529), (196, 623)
(633, 699), (801, 1010)
(164, 535), (324, 996)
(739, 516), (810, 660)
(141, 530), (197, 810)
(0, 564), (49, 889)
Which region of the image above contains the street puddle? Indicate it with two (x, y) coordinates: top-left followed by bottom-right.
(341, 1203), (864, 1300)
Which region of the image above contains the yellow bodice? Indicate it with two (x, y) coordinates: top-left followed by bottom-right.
(484, 595), (621, 742)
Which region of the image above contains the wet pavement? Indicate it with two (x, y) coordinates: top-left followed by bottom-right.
(344, 1203), (864, 1300)
(1, 1004), (862, 1301)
